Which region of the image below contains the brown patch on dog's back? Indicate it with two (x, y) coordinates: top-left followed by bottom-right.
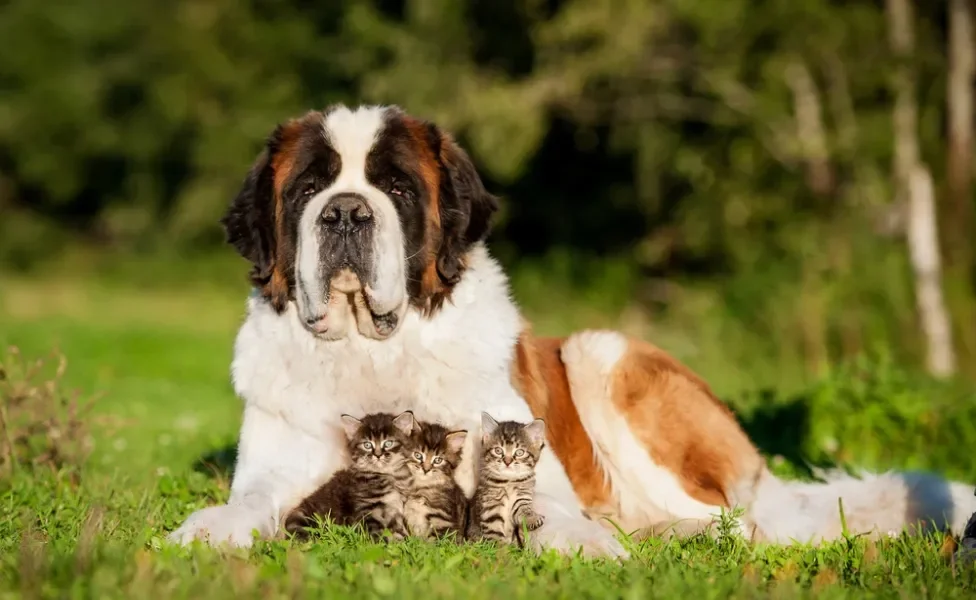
(609, 339), (764, 508)
(511, 327), (612, 509)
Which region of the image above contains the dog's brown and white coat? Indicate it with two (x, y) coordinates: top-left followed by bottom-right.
(169, 105), (976, 556)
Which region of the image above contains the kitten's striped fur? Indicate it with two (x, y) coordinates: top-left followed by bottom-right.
(466, 413), (546, 545)
(400, 415), (468, 539)
(284, 412), (414, 540)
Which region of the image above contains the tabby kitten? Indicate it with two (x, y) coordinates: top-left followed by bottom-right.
(284, 411), (414, 540)
(400, 415), (468, 539)
(466, 413), (546, 545)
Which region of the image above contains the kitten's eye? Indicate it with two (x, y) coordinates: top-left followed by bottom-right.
(514, 449), (526, 458)
(491, 447), (503, 457)
(362, 441), (373, 450)
(413, 452), (423, 461)
(382, 440), (394, 449)
(432, 457), (443, 465)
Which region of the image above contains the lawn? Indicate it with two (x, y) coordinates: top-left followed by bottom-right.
(2, 264), (975, 598)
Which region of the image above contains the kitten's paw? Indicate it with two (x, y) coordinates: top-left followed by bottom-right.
(283, 510), (316, 539)
(167, 504), (274, 549)
(521, 513), (546, 531)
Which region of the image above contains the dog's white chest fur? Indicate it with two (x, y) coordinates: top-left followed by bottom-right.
(229, 246), (540, 500)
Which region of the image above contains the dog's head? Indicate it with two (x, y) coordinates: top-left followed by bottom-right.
(221, 105), (499, 340)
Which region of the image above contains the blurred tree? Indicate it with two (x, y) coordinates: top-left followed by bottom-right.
(0, 0), (973, 379)
(946, 0), (974, 270)
(886, 0), (955, 377)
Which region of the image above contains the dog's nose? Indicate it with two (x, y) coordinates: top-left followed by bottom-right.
(321, 193), (373, 228)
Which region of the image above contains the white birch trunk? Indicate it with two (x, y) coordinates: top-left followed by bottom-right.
(785, 59), (833, 196)
(907, 166), (957, 376)
(887, 0), (957, 377)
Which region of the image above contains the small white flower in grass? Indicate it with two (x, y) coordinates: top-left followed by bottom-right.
(156, 467), (170, 477)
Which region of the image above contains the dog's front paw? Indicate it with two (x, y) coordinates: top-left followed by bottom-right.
(167, 504), (274, 549)
(526, 497), (629, 559)
(529, 515), (628, 559)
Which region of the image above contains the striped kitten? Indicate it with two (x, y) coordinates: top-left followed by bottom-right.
(466, 413), (546, 545)
(400, 415), (468, 539)
(284, 411), (414, 540)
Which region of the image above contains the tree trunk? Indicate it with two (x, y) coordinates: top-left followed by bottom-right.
(907, 166), (957, 376)
(946, 0), (975, 267)
(785, 59), (833, 197)
(887, 0), (957, 377)
(887, 0), (919, 190)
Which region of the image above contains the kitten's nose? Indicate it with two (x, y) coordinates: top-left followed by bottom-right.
(503, 457), (512, 466)
(422, 464), (432, 474)
(373, 449), (383, 458)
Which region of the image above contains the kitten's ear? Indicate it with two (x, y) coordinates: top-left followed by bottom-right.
(340, 415), (361, 440)
(392, 411), (416, 436)
(524, 418), (547, 449)
(480, 412), (499, 437)
(445, 430), (468, 456)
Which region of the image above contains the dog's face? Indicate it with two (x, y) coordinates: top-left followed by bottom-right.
(221, 105), (499, 340)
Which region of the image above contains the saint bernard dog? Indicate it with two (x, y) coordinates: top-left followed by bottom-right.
(168, 104), (976, 557)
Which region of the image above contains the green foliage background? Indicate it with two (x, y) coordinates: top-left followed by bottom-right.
(1, 0), (974, 385)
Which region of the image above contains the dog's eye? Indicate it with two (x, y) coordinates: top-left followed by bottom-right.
(301, 182), (318, 197)
(389, 178), (410, 198)
(514, 449), (526, 458)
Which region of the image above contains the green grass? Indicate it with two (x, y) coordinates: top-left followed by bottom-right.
(2, 263), (976, 598)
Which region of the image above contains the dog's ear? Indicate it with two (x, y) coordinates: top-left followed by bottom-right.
(220, 126), (284, 287)
(429, 126), (500, 285)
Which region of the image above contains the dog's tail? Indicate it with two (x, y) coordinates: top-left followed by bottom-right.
(737, 467), (976, 543)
